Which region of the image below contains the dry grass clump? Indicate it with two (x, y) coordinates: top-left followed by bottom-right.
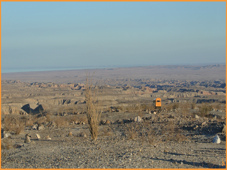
(3, 115), (25, 135)
(179, 102), (193, 115)
(85, 77), (102, 141)
(54, 116), (69, 128)
(100, 127), (113, 137)
(197, 104), (213, 117)
(1, 138), (13, 150)
(164, 103), (179, 112)
(125, 123), (139, 140)
(124, 119), (188, 145)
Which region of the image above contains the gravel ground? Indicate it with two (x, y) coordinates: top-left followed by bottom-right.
(1, 112), (226, 169)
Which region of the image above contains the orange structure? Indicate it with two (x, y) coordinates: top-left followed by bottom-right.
(153, 98), (161, 109)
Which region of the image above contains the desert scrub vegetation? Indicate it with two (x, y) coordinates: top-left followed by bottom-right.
(1, 138), (13, 150)
(85, 77), (102, 141)
(124, 119), (187, 145)
(197, 104), (213, 117)
(2, 115), (25, 135)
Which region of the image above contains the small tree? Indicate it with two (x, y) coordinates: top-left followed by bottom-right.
(85, 77), (101, 141)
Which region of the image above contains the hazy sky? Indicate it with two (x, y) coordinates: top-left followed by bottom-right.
(1, 2), (226, 72)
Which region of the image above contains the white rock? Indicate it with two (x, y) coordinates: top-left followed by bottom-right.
(46, 135), (51, 140)
(3, 132), (11, 138)
(195, 114), (200, 119)
(36, 134), (41, 140)
(213, 134), (221, 144)
(134, 116), (143, 122)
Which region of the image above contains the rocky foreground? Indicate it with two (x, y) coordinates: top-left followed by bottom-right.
(1, 108), (226, 168)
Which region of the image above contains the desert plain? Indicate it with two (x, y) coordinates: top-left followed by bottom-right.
(1, 64), (226, 168)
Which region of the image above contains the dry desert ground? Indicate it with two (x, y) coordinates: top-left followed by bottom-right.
(1, 64), (226, 168)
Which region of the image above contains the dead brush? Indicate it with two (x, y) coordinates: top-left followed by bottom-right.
(142, 120), (187, 145)
(100, 127), (113, 137)
(125, 123), (141, 140)
(197, 104), (213, 117)
(3, 115), (25, 135)
(85, 77), (102, 141)
(1, 138), (13, 150)
(179, 102), (191, 116)
(54, 116), (69, 128)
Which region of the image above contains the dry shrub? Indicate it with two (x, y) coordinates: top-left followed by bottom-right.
(85, 77), (102, 141)
(197, 104), (213, 117)
(78, 115), (88, 124)
(126, 123), (138, 140)
(161, 121), (187, 142)
(137, 120), (187, 145)
(191, 102), (196, 109)
(3, 115), (25, 135)
(1, 138), (13, 150)
(164, 103), (179, 112)
(100, 127), (113, 136)
(179, 102), (191, 115)
(54, 116), (68, 128)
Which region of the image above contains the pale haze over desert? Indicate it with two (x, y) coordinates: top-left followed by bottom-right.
(1, 2), (226, 169)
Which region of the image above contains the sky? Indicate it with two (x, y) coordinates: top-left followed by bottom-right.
(1, 2), (226, 72)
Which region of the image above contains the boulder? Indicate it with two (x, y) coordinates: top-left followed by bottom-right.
(213, 134), (221, 144)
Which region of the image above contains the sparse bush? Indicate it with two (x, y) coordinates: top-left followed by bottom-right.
(164, 103), (179, 112)
(126, 123), (138, 140)
(54, 116), (69, 128)
(85, 77), (102, 141)
(100, 127), (113, 136)
(198, 104), (213, 117)
(191, 102), (196, 109)
(3, 115), (25, 135)
(179, 102), (191, 115)
(1, 138), (13, 150)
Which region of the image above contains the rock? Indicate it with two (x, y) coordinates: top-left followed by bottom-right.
(222, 125), (226, 134)
(46, 121), (56, 128)
(105, 120), (111, 125)
(134, 116), (143, 123)
(195, 114), (200, 119)
(193, 125), (198, 130)
(168, 115), (174, 119)
(201, 122), (206, 126)
(32, 124), (38, 130)
(1, 129), (11, 138)
(36, 134), (41, 140)
(3, 132), (11, 138)
(45, 135), (51, 140)
(24, 134), (31, 143)
(100, 120), (106, 125)
(213, 134), (221, 144)
(37, 124), (44, 130)
(13, 143), (24, 148)
(68, 132), (73, 137)
(79, 132), (87, 138)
